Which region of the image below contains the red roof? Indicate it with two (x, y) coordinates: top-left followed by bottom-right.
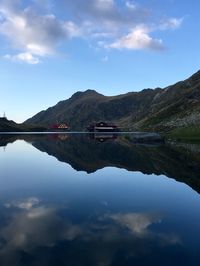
(49, 123), (69, 129)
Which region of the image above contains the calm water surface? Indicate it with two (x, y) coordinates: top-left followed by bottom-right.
(0, 133), (200, 266)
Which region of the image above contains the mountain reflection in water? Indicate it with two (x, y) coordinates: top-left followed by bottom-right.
(0, 133), (200, 266)
(1, 133), (199, 192)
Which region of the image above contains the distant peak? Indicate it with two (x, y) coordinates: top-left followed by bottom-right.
(71, 89), (102, 99)
(82, 89), (100, 95)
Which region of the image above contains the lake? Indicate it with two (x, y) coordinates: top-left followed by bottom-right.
(0, 133), (200, 266)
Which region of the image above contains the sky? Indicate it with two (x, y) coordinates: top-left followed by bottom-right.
(0, 0), (200, 122)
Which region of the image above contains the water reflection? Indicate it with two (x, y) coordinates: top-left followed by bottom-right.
(0, 134), (200, 265)
(89, 133), (118, 142)
(0, 197), (181, 266)
(1, 133), (199, 193)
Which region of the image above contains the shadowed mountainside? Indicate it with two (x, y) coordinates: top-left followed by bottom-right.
(0, 118), (46, 132)
(25, 70), (200, 134)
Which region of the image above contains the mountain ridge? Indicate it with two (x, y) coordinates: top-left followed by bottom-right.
(25, 70), (200, 133)
(0, 117), (45, 132)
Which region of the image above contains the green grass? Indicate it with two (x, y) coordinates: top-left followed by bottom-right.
(166, 126), (200, 143)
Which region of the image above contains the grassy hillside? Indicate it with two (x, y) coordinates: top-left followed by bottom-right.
(166, 126), (200, 142)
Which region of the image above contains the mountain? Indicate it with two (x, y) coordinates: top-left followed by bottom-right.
(25, 71), (200, 135)
(0, 117), (46, 132)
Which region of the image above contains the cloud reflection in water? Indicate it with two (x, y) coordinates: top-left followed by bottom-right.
(0, 197), (181, 266)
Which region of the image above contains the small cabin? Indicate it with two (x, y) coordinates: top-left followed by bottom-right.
(49, 123), (69, 129)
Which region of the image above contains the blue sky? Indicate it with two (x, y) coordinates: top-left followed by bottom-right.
(0, 0), (200, 122)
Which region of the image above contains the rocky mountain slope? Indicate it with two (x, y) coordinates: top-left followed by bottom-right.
(26, 70), (200, 133)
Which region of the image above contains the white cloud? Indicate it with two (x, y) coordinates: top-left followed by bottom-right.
(0, 1), (75, 64)
(108, 25), (164, 51)
(160, 17), (183, 30)
(4, 52), (40, 64)
(0, 0), (183, 63)
(64, 21), (82, 38)
(126, 1), (137, 10)
(0, 8), (69, 53)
